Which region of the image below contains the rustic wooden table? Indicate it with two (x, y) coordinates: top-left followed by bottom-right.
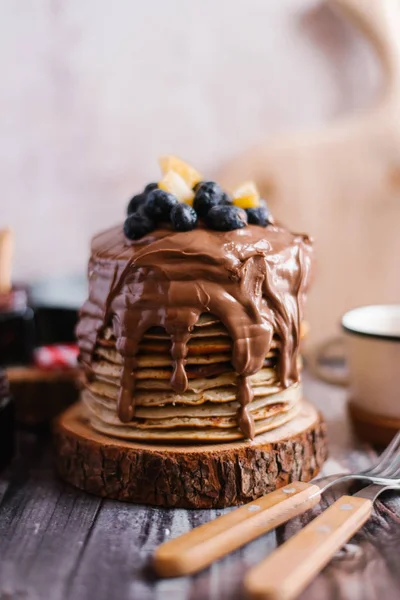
(1, 371), (400, 600)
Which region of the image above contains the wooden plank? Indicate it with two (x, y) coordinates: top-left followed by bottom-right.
(66, 502), (185, 600)
(181, 511), (279, 600)
(0, 432), (102, 600)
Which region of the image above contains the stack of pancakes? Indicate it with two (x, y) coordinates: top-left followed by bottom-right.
(83, 313), (303, 442)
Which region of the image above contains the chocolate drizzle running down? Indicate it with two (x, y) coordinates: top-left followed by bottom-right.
(76, 223), (313, 440)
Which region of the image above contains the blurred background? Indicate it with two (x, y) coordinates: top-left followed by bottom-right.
(1, 0), (399, 347)
(1, 0), (379, 280)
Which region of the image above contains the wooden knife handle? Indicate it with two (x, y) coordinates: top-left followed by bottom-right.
(245, 495), (373, 600)
(153, 481), (321, 578)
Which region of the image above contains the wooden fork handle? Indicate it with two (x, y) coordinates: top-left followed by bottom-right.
(153, 481), (321, 577)
(245, 495), (373, 600)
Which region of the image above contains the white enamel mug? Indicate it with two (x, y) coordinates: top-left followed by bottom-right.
(309, 304), (400, 441)
(342, 305), (400, 420)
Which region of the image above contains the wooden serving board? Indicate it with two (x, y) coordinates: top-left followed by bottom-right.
(53, 399), (327, 509)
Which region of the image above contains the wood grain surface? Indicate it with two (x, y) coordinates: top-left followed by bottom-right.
(1, 370), (400, 600)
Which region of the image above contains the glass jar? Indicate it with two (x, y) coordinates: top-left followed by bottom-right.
(0, 287), (35, 365)
(0, 369), (14, 471)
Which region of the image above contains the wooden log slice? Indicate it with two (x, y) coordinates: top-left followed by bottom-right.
(53, 399), (328, 509)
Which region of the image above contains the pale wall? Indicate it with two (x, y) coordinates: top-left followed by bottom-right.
(0, 0), (379, 281)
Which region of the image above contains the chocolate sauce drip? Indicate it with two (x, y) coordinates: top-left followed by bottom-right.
(167, 325), (191, 393)
(237, 376), (255, 439)
(76, 224), (313, 439)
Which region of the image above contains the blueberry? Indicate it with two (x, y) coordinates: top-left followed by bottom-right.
(206, 205), (247, 231)
(144, 189), (178, 222)
(144, 182), (158, 193)
(246, 205), (270, 227)
(124, 212), (155, 240)
(127, 193), (146, 215)
(193, 181), (231, 218)
(170, 203), (198, 232)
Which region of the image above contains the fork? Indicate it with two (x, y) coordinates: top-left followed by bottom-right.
(245, 450), (400, 600)
(153, 431), (400, 577)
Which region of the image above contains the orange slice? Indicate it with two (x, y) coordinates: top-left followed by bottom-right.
(232, 181), (260, 209)
(159, 155), (202, 188)
(158, 171), (195, 205)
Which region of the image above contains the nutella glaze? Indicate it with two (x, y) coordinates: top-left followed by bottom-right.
(77, 223), (313, 440)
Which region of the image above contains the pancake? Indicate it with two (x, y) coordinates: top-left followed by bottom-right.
(100, 325), (279, 350)
(100, 318), (228, 343)
(83, 382), (300, 418)
(87, 358), (283, 400)
(92, 355), (278, 382)
(86, 402), (302, 442)
(95, 346), (234, 367)
(85, 400), (294, 429)
(85, 379), (282, 406)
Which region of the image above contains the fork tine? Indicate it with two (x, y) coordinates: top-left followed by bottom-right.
(364, 430), (400, 476)
(319, 430), (400, 497)
(391, 465), (400, 480)
(376, 454), (400, 479)
(371, 446), (400, 477)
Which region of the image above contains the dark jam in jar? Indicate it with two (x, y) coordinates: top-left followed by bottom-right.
(0, 288), (35, 366)
(0, 369), (14, 471)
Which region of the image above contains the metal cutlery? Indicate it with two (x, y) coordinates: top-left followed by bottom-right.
(153, 431), (400, 578)
(245, 457), (400, 600)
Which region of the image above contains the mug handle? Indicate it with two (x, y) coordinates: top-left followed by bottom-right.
(307, 336), (349, 386)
